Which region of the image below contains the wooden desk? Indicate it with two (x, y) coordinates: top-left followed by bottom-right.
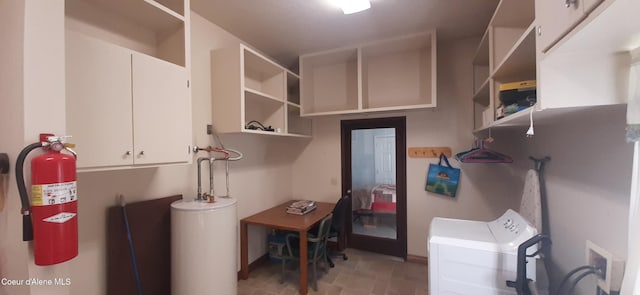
(240, 201), (334, 295)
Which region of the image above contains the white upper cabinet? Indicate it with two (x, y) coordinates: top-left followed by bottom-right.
(300, 31), (437, 117)
(536, 0), (604, 52)
(472, 0), (633, 134)
(210, 44), (311, 137)
(536, 0), (635, 110)
(132, 52), (191, 165)
(65, 9), (192, 170)
(66, 31), (134, 168)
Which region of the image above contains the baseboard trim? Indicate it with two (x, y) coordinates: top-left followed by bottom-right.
(237, 253), (270, 280)
(406, 254), (428, 265)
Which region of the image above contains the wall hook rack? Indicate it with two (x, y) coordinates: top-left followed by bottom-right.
(408, 147), (452, 158)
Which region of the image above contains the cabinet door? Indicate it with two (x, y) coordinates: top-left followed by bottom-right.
(66, 31), (134, 168)
(536, 0), (585, 52)
(582, 0), (604, 14)
(132, 53), (191, 165)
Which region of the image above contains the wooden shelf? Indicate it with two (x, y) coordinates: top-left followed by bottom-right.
(149, 0), (184, 17)
(492, 24), (537, 81)
(300, 31), (437, 116)
(361, 32), (436, 109)
(473, 105), (535, 133)
(470, 0), (536, 131)
(244, 91), (285, 131)
(300, 47), (359, 115)
(65, 0), (186, 67)
(241, 128), (311, 138)
(212, 45), (309, 138)
(243, 47), (285, 100)
(490, 0), (535, 27)
(68, 0), (184, 31)
(287, 71), (300, 105)
(300, 109), (359, 117)
(245, 88), (283, 104)
(287, 103), (312, 137)
(472, 78), (491, 106)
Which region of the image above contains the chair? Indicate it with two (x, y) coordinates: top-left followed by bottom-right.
(327, 195), (349, 268)
(279, 213), (333, 291)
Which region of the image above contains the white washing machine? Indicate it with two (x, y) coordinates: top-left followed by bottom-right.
(428, 209), (539, 295)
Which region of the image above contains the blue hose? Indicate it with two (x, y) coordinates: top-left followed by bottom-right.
(121, 198), (143, 295)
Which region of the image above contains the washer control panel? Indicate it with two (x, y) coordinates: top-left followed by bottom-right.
(488, 209), (537, 250)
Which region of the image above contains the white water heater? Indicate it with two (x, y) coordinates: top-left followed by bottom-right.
(171, 198), (237, 295)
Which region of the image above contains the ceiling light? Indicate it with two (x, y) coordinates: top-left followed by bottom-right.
(336, 0), (371, 14)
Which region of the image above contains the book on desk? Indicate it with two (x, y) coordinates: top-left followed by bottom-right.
(286, 200), (317, 215)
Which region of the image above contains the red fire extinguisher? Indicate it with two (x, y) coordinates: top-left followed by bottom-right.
(16, 133), (78, 266)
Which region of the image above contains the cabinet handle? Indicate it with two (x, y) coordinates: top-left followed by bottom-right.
(139, 151), (145, 156)
(565, 0), (577, 8)
(125, 151), (131, 156)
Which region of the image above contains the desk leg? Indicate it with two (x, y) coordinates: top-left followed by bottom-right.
(240, 221), (248, 280)
(299, 230), (308, 295)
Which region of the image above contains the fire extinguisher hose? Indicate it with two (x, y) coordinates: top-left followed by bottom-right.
(15, 142), (44, 241)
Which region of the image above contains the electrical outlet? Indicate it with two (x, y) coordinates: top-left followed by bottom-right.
(206, 124), (213, 135)
(586, 240), (625, 292)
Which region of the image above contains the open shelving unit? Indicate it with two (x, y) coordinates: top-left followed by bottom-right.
(472, 0), (536, 133)
(300, 31), (437, 117)
(65, 0), (187, 67)
(211, 45), (312, 138)
(300, 48), (359, 115)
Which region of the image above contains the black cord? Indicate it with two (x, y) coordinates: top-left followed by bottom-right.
(554, 265), (598, 295)
(568, 269), (597, 294)
(245, 120), (274, 131)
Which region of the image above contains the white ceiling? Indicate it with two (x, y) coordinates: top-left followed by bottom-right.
(191, 0), (500, 68)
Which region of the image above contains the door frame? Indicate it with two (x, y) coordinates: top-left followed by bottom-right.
(340, 116), (407, 259)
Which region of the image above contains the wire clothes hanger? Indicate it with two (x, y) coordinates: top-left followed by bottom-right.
(455, 134), (513, 163)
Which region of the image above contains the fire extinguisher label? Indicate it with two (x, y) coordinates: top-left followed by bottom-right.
(31, 181), (77, 206)
(42, 212), (76, 223)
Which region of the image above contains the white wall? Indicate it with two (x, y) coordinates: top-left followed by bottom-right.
(68, 12), (301, 294)
(491, 105), (633, 294)
(2, 6), (300, 295)
(291, 38), (523, 258)
(0, 0), (29, 294)
(1, 0), (71, 294)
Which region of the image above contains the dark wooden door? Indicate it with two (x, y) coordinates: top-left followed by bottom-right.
(341, 117), (407, 258)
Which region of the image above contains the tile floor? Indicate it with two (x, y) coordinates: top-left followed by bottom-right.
(238, 248), (428, 295)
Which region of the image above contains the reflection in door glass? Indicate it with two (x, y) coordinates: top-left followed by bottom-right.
(351, 128), (397, 239)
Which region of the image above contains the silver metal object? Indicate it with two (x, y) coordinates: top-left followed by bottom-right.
(193, 146), (244, 200)
(125, 151), (132, 156)
(196, 157), (209, 200)
(565, 0), (577, 8)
